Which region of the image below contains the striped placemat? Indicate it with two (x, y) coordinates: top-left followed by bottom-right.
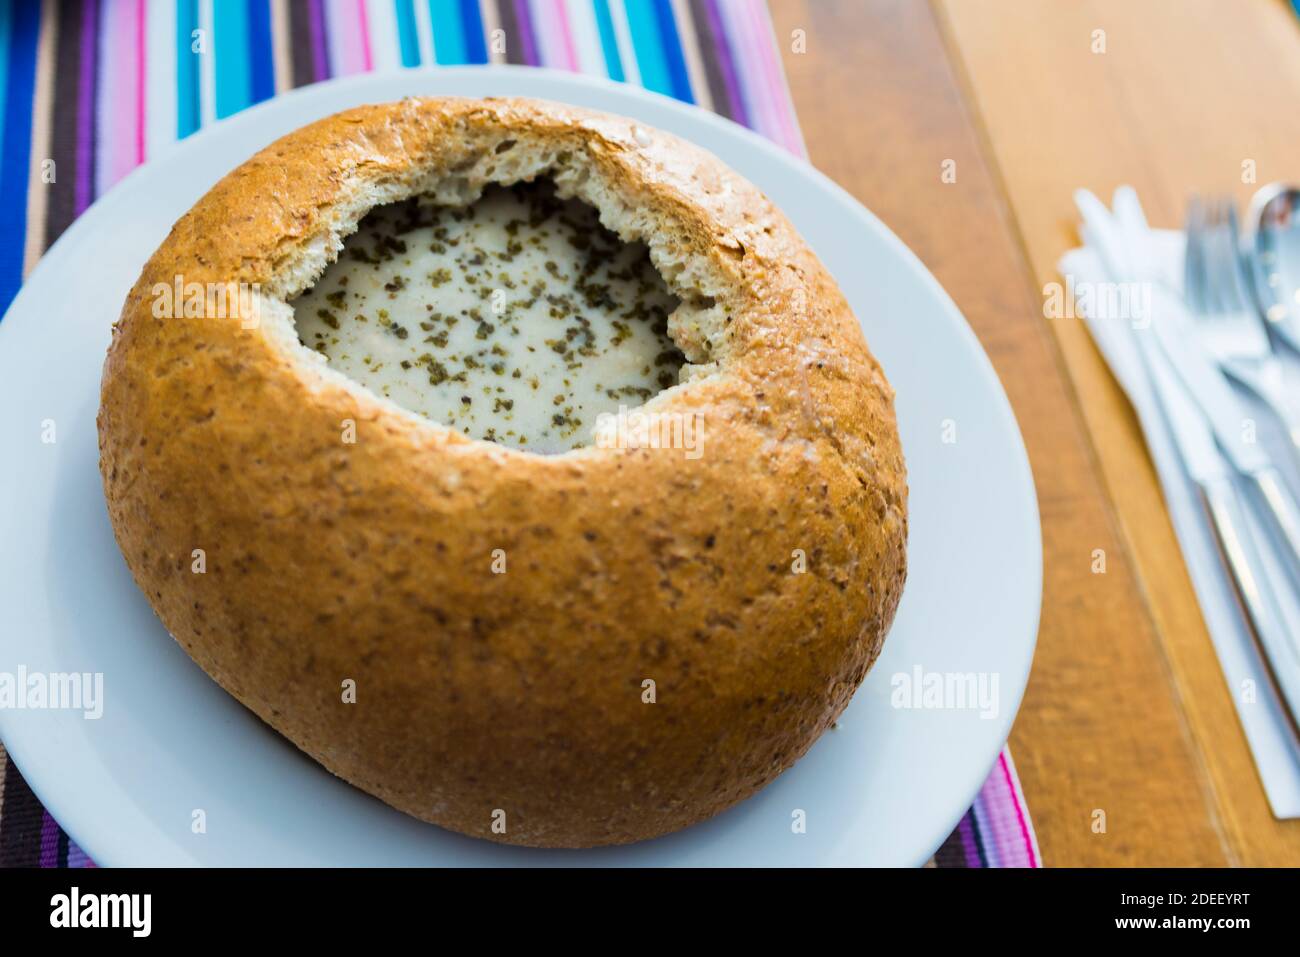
(0, 0), (1039, 869)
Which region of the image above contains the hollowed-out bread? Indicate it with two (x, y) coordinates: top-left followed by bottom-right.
(97, 97), (907, 848)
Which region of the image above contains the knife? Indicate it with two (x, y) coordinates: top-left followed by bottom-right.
(1076, 189), (1300, 731)
(1109, 188), (1300, 596)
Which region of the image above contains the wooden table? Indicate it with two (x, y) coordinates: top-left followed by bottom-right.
(771, 0), (1300, 866)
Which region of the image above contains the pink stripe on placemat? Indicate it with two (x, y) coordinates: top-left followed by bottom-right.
(135, 0), (146, 166)
(329, 0), (372, 75)
(1000, 751), (1039, 866)
(745, 0), (803, 156)
(971, 750), (1040, 867)
(355, 0), (373, 72)
(532, 0), (579, 71)
(97, 0), (145, 193)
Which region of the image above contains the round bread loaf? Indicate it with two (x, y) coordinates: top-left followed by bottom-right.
(97, 97), (907, 848)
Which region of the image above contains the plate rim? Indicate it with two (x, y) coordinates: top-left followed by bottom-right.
(0, 66), (1042, 867)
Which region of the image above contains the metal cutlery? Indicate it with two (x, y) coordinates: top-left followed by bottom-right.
(1245, 183), (1300, 352)
(1075, 188), (1300, 729)
(1146, 328), (1300, 737)
(1109, 191), (1300, 595)
(1185, 195), (1300, 459)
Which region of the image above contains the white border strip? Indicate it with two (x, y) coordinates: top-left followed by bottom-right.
(366, 0), (402, 72)
(606, 0), (641, 87)
(197, 0), (216, 128)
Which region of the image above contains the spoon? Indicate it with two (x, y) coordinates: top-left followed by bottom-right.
(1245, 183), (1300, 353)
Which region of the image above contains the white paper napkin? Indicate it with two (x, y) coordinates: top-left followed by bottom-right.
(1061, 219), (1300, 818)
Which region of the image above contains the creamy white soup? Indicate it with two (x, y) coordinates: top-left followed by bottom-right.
(293, 181), (682, 452)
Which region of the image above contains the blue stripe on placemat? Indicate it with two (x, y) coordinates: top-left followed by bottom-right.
(247, 0), (275, 104)
(650, 0), (693, 102)
(394, 0), (421, 66)
(176, 0), (200, 137)
(592, 0), (624, 82)
(0, 0), (38, 318)
(0, 0), (12, 164)
(214, 0), (253, 118)
(623, 0), (670, 96)
(458, 0), (487, 64)
(428, 0), (466, 64)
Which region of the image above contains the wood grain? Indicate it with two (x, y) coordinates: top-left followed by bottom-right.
(933, 0), (1300, 865)
(770, 0), (1232, 864)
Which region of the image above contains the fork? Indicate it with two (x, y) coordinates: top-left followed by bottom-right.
(1185, 196), (1300, 461)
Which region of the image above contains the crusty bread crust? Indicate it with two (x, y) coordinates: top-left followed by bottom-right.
(97, 97), (907, 847)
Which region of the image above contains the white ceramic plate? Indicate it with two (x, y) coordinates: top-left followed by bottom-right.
(0, 68), (1040, 866)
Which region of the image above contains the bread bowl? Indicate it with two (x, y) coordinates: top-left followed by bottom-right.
(97, 96), (908, 848)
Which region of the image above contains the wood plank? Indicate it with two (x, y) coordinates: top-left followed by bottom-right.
(769, 0), (1230, 865)
(936, 0), (1300, 865)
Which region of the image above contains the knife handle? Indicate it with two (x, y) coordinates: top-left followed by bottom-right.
(1247, 466), (1300, 594)
(1201, 475), (1300, 736)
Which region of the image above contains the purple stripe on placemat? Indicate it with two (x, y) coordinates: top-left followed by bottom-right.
(39, 810), (61, 867)
(75, 0), (99, 216)
(957, 812), (986, 868)
(965, 750), (1040, 868)
(307, 0), (331, 82)
(67, 840), (94, 868)
(702, 0), (748, 128)
(512, 0), (540, 67)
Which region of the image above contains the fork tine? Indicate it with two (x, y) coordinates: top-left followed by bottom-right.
(1183, 194), (1278, 364)
(1190, 195), (1272, 360)
(1199, 196), (1219, 312)
(1212, 196), (1247, 313)
(1220, 199), (1251, 312)
(1185, 196), (1206, 311)
(1207, 197), (1235, 314)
